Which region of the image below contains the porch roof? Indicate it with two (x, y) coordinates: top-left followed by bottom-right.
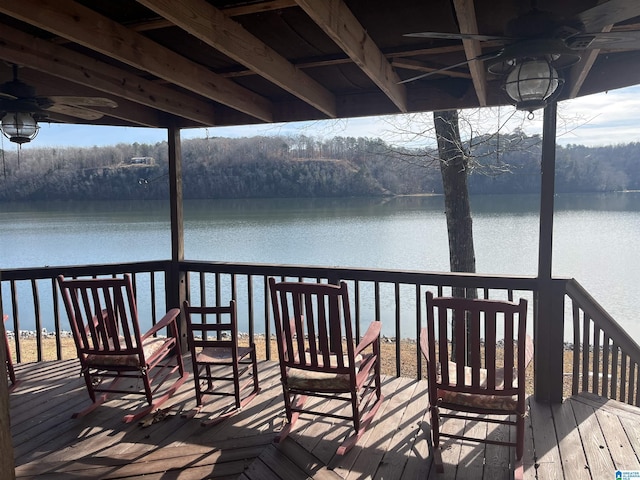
(0, 0), (640, 132)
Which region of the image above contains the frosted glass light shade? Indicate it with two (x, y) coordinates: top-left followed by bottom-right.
(1, 111), (39, 144)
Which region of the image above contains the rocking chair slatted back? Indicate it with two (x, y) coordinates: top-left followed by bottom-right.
(275, 281), (354, 375)
(426, 293), (527, 397)
(57, 274), (187, 423)
(268, 277), (384, 456)
(422, 291), (532, 471)
(66, 277), (142, 361)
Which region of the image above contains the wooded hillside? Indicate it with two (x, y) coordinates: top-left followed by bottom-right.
(0, 134), (638, 201)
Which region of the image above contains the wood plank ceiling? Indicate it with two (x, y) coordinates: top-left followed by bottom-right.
(0, 0), (639, 132)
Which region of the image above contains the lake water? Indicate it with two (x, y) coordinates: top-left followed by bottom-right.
(2, 193), (640, 338)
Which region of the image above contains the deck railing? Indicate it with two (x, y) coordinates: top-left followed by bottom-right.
(564, 279), (640, 405)
(3, 261), (640, 405)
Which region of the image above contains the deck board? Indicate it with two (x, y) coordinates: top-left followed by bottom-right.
(9, 359), (640, 479)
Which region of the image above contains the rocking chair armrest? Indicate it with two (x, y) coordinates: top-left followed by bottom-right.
(141, 308), (181, 341)
(354, 321), (381, 357)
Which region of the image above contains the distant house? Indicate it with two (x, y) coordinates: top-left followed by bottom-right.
(128, 156), (155, 165)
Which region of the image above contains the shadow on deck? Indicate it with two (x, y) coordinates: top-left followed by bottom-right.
(9, 358), (640, 479)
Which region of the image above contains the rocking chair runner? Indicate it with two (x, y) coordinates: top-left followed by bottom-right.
(3, 314), (18, 392)
(182, 300), (259, 426)
(268, 277), (384, 456)
(421, 292), (533, 475)
(57, 274), (188, 423)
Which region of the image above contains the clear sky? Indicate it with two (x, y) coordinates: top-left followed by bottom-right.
(8, 84), (640, 151)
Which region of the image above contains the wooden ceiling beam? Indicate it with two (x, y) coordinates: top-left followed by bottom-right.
(0, 0), (273, 123)
(222, 45), (473, 78)
(15, 70), (166, 128)
(568, 25), (612, 99)
(130, 0), (297, 32)
(294, 0), (408, 113)
(0, 24), (215, 127)
(452, 0), (487, 107)
(391, 58), (473, 79)
(137, 0), (337, 118)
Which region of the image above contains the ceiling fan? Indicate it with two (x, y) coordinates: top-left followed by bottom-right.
(401, 0), (640, 111)
(0, 64), (118, 144)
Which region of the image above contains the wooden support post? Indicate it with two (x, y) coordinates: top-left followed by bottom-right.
(535, 102), (564, 403)
(0, 272), (16, 480)
(167, 126), (188, 351)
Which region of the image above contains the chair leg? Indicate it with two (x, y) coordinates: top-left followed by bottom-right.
(514, 459), (524, 480)
(123, 367), (189, 423)
(516, 414), (525, 460)
(430, 406), (444, 473)
(122, 353), (189, 423)
(275, 394), (307, 444)
(74, 371), (120, 419)
(514, 411), (526, 479)
(337, 391), (385, 456)
(182, 361), (206, 419)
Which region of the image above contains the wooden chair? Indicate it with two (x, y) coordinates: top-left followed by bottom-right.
(268, 277), (384, 455)
(421, 291), (533, 476)
(182, 300), (259, 426)
(57, 274), (188, 423)
(3, 314), (18, 392)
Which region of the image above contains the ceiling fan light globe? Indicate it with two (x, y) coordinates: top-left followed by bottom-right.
(504, 60), (559, 112)
(1, 111), (39, 144)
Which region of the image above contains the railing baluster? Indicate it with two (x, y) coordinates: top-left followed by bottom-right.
(11, 280), (21, 364)
(601, 333), (609, 398)
(572, 301), (580, 396)
(395, 282), (401, 377)
(263, 276), (271, 360)
(593, 324), (601, 395)
(247, 274), (254, 342)
(629, 361), (636, 405)
(150, 272), (157, 326)
(52, 278), (62, 360)
(636, 365), (640, 407)
(582, 311), (590, 393)
(415, 284), (422, 380)
(215, 272), (221, 306)
(354, 281), (361, 341)
(610, 342), (618, 400)
(620, 351), (627, 402)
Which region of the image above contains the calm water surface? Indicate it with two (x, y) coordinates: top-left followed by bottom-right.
(2, 193), (640, 337)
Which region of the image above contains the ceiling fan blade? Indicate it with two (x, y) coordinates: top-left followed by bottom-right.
(45, 103), (105, 120)
(404, 31), (511, 42)
(397, 50), (504, 84)
(568, 30), (640, 50)
(0, 92), (17, 101)
(45, 96), (118, 108)
(576, 0), (640, 32)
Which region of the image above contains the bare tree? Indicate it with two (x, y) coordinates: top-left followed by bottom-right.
(382, 107), (532, 295)
(434, 110), (476, 285)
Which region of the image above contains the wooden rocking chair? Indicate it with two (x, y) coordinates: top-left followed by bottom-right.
(182, 300), (260, 426)
(3, 314), (18, 393)
(57, 274), (188, 423)
(268, 277), (384, 455)
(421, 291), (533, 476)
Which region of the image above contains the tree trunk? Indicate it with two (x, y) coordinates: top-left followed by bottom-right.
(434, 110), (476, 365)
(434, 110), (476, 282)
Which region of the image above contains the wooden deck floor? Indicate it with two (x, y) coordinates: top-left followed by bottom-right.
(9, 358), (640, 479)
